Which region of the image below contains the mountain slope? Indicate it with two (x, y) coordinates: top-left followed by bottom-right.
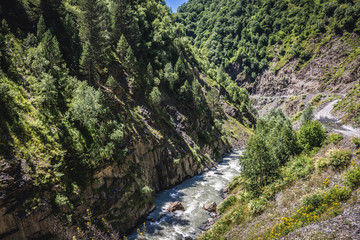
(177, 0), (360, 94)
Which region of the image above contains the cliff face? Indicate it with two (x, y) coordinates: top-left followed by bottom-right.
(0, 125), (232, 240)
(250, 34), (360, 96)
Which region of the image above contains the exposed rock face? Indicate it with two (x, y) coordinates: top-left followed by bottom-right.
(167, 201), (185, 212)
(203, 202), (217, 212)
(200, 213), (221, 231)
(0, 133), (231, 239)
(249, 35), (360, 96)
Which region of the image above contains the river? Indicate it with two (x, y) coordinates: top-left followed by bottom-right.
(128, 150), (243, 240)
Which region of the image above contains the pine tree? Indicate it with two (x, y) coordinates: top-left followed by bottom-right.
(80, 41), (96, 83)
(110, 0), (129, 42)
(146, 63), (154, 86)
(79, 0), (109, 63)
(64, 14), (82, 72)
(116, 34), (129, 62)
(164, 63), (178, 90)
(149, 86), (162, 107)
(37, 15), (46, 40)
(41, 30), (63, 68)
(124, 46), (137, 72)
(175, 56), (187, 81)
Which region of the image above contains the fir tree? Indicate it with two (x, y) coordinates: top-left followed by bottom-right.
(41, 30), (63, 68)
(124, 46), (137, 72)
(36, 15), (46, 40)
(80, 41), (96, 83)
(149, 86), (162, 107)
(79, 0), (109, 63)
(146, 63), (154, 86)
(116, 34), (129, 62)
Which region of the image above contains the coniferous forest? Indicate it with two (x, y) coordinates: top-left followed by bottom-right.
(1, 0), (360, 239)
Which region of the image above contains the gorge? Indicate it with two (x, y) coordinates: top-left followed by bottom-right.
(1, 0), (360, 239)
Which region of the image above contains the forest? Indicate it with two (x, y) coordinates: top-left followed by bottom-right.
(177, 0), (360, 82)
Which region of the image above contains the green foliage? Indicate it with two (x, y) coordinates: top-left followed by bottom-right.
(282, 155), (314, 182)
(352, 137), (360, 148)
(69, 81), (106, 130)
(344, 166), (360, 189)
(106, 75), (118, 89)
(149, 87), (162, 107)
(41, 30), (63, 69)
(218, 195), (237, 214)
(55, 194), (70, 207)
(79, 0), (109, 62)
(324, 133), (343, 145)
(36, 15), (46, 40)
(80, 41), (96, 82)
(177, 0), (360, 80)
(301, 103), (313, 126)
(298, 121), (326, 151)
(249, 198), (267, 216)
(328, 149), (352, 169)
(316, 149), (352, 171)
(116, 34), (129, 62)
(240, 135), (275, 194)
(240, 109), (298, 195)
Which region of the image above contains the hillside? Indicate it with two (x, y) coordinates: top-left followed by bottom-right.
(175, 0), (360, 239)
(177, 0), (360, 90)
(0, 0), (254, 239)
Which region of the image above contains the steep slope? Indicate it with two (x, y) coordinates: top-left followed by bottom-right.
(177, 0), (360, 93)
(0, 0), (254, 239)
(176, 0), (360, 239)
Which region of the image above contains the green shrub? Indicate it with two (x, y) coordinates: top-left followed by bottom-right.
(316, 149), (352, 171)
(303, 193), (324, 210)
(218, 195), (237, 214)
(316, 157), (330, 171)
(326, 186), (351, 202)
(298, 121), (326, 151)
(328, 149), (352, 169)
(283, 155), (314, 181)
(311, 94), (323, 105)
(324, 133), (343, 145)
(344, 166), (360, 189)
(248, 198), (267, 216)
(352, 137), (360, 148)
(228, 175), (241, 192)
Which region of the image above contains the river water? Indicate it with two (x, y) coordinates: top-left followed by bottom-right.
(128, 150), (242, 240)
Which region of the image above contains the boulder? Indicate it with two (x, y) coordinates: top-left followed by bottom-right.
(202, 202), (217, 212)
(167, 201), (185, 212)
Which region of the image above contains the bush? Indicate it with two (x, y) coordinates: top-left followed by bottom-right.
(326, 186), (351, 202)
(303, 193), (324, 210)
(283, 155), (314, 181)
(298, 121), (326, 151)
(328, 149), (352, 169)
(344, 166), (360, 189)
(316, 157), (330, 171)
(218, 195), (237, 214)
(249, 198), (267, 216)
(316, 149), (352, 171)
(352, 137), (360, 148)
(324, 133), (343, 145)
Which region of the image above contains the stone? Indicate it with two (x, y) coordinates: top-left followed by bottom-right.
(167, 201), (185, 212)
(203, 202), (217, 213)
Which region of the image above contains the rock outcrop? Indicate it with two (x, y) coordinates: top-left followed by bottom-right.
(167, 201), (185, 212)
(203, 202), (217, 213)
